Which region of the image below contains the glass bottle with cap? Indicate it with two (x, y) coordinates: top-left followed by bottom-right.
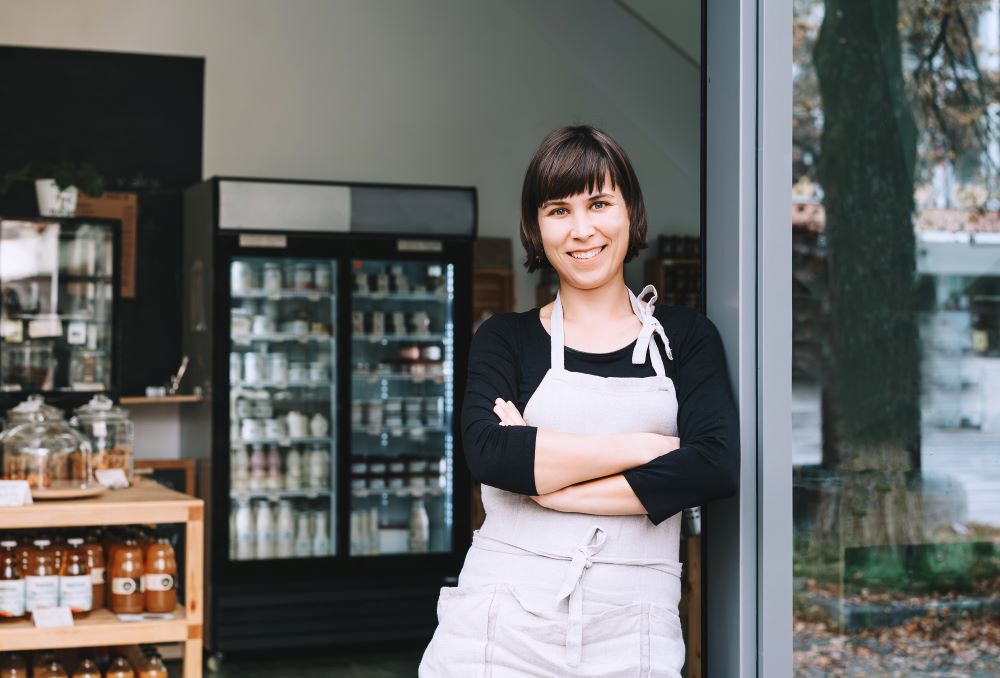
(70, 394), (134, 485)
(0, 539), (25, 621)
(59, 537), (92, 617)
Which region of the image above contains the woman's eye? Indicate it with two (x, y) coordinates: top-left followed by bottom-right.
(591, 201), (607, 210)
(550, 207), (568, 216)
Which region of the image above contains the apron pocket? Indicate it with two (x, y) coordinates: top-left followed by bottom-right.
(647, 604), (685, 678)
(578, 602), (645, 678)
(420, 585), (499, 678)
(489, 586), (566, 676)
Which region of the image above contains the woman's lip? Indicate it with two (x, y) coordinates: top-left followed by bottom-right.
(567, 245), (607, 263)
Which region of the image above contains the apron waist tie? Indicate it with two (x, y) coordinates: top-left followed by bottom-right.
(472, 527), (682, 668)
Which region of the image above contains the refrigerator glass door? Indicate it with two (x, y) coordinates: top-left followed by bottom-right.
(349, 259), (455, 556)
(0, 219), (114, 392)
(227, 256), (337, 560)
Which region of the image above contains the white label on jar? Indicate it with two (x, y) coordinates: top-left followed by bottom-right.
(59, 574), (93, 612)
(25, 575), (59, 611)
(91, 566), (105, 584)
(0, 579), (26, 617)
(111, 577), (140, 596)
(142, 574), (175, 592)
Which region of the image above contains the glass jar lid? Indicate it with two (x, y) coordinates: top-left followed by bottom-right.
(5, 395), (64, 425)
(3, 419), (92, 458)
(71, 394), (130, 424)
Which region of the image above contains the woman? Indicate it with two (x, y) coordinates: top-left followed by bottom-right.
(419, 126), (739, 677)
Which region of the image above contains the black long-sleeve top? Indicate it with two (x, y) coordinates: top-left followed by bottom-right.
(460, 304), (739, 525)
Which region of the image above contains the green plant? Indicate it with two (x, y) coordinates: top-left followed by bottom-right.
(0, 161), (105, 197)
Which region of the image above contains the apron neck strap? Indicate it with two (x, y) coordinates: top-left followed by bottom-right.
(551, 290), (566, 371)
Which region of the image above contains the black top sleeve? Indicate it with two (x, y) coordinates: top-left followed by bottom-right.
(622, 310), (740, 525)
(460, 314), (539, 495)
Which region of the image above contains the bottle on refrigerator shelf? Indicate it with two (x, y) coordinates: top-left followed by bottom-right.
(0, 540), (25, 621)
(0, 653), (28, 678)
(307, 445), (329, 489)
(144, 537), (178, 613)
(230, 510), (238, 560)
(255, 500), (275, 560)
(294, 511), (312, 557)
(58, 538), (92, 617)
(275, 500), (295, 559)
(284, 446), (302, 490)
(266, 445), (283, 490)
(25, 540), (59, 613)
(249, 444), (267, 490)
(82, 534), (105, 610)
(409, 499), (430, 553)
(109, 538), (144, 614)
(137, 651), (168, 678)
(231, 445), (250, 491)
(71, 659), (101, 678)
(105, 656), (134, 678)
(368, 507), (381, 556)
(312, 511), (330, 556)
(234, 500), (255, 560)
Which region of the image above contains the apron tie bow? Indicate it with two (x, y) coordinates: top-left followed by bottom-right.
(630, 285), (672, 377)
(554, 527), (607, 668)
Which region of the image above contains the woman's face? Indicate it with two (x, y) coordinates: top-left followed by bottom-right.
(537, 172), (630, 291)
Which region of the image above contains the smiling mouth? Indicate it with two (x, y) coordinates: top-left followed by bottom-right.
(568, 245), (606, 262)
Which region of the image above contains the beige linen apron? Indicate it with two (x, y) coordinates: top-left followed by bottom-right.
(420, 285), (685, 677)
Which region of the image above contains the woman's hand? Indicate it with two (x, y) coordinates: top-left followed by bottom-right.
(493, 398), (527, 426)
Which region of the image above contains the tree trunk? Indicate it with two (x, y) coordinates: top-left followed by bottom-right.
(814, 0), (924, 549)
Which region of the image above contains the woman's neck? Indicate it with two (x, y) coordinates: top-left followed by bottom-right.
(558, 280), (633, 325)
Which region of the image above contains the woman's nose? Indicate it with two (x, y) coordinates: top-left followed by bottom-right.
(570, 212), (595, 239)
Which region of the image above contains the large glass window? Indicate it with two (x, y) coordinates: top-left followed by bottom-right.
(792, 1), (1000, 673)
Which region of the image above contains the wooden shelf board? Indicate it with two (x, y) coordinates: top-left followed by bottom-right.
(120, 395), (203, 405)
(0, 479), (202, 529)
(0, 607), (189, 651)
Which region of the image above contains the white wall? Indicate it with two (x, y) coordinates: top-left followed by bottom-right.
(0, 0), (700, 458)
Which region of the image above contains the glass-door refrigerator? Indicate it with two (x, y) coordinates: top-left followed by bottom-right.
(183, 178), (474, 655)
(0, 217), (120, 411)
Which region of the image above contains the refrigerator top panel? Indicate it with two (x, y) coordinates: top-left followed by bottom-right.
(214, 178), (476, 238)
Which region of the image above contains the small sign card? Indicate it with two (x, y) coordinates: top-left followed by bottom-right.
(0, 480), (32, 507)
(95, 468), (129, 489)
(116, 612), (176, 622)
(33, 606), (74, 628)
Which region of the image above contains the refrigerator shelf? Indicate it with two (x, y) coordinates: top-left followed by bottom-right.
(232, 289), (334, 301)
(353, 291), (447, 302)
(232, 381), (333, 390)
(352, 371), (445, 384)
(230, 489), (332, 500)
(351, 425), (447, 436)
(351, 487), (444, 499)
(353, 333), (445, 343)
(232, 436), (333, 446)
(231, 333), (334, 345)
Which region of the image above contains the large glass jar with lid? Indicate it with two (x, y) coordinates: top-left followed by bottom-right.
(1, 419), (93, 491)
(2, 394), (64, 429)
(69, 394), (134, 483)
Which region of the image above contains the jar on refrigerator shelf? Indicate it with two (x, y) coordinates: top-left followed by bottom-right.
(288, 361), (309, 384)
(312, 511), (330, 556)
(231, 261), (253, 295)
(229, 353), (242, 384)
(254, 500), (275, 560)
(275, 500), (295, 558)
(243, 351), (266, 384)
(294, 511), (312, 557)
(309, 412), (329, 437)
(375, 272), (390, 295)
(268, 352), (288, 386)
(293, 262), (313, 290)
(248, 444), (267, 490)
(409, 499), (430, 553)
(307, 445), (329, 489)
(234, 500), (254, 560)
(314, 264), (331, 292)
(262, 262), (282, 293)
(287, 411), (309, 439)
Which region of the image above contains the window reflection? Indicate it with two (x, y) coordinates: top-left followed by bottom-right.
(792, 1), (1000, 673)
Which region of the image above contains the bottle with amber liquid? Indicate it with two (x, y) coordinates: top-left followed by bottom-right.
(58, 537), (92, 617)
(25, 539), (59, 613)
(0, 540), (26, 621)
(70, 658), (101, 678)
(81, 532), (105, 610)
(144, 537), (177, 613)
(109, 538), (144, 613)
(137, 652), (168, 678)
(0, 653), (28, 678)
(14, 539), (33, 577)
(35, 658), (68, 678)
(105, 656), (134, 678)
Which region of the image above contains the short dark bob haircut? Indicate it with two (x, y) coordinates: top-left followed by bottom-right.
(519, 125), (648, 272)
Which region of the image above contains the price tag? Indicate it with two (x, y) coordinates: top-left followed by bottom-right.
(66, 321), (87, 345)
(33, 606), (74, 628)
(1, 319), (23, 342)
(28, 317), (62, 339)
(95, 468), (129, 489)
(0, 481), (32, 506)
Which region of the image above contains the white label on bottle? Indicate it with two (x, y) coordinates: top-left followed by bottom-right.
(0, 579), (25, 617)
(25, 575), (59, 611)
(111, 577), (140, 596)
(91, 566), (105, 584)
(59, 574), (93, 612)
(142, 574), (175, 592)
(67, 321), (87, 345)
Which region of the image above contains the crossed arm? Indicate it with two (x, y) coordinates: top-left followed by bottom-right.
(491, 398), (680, 516)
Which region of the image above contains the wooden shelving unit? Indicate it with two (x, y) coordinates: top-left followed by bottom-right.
(120, 394), (203, 405)
(0, 480), (204, 678)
